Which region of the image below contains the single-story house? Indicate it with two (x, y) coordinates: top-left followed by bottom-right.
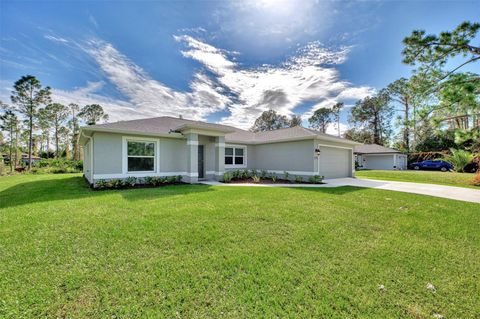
(354, 144), (408, 170)
(79, 116), (361, 184)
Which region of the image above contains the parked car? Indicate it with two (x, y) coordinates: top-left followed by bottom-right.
(408, 160), (453, 172)
(463, 162), (479, 173)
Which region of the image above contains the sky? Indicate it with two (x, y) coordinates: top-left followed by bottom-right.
(1, 0), (479, 134)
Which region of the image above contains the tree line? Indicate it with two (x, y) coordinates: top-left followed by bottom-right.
(0, 75), (109, 172)
(250, 21), (480, 153)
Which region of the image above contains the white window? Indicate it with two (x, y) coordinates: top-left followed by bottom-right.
(225, 146), (246, 167)
(126, 140), (156, 172)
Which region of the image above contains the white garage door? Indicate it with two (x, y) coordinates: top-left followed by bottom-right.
(318, 146), (351, 178)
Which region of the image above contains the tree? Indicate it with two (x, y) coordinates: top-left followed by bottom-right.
(290, 115), (303, 127)
(387, 78), (416, 151)
(343, 128), (374, 144)
(78, 104), (109, 125)
(250, 110), (291, 132)
(308, 108), (333, 133)
(402, 21), (480, 84)
(0, 103), (20, 173)
(349, 91), (393, 145)
(37, 108), (52, 154)
(44, 103), (69, 158)
(332, 102), (344, 137)
(10, 75), (51, 169)
(69, 103), (81, 160)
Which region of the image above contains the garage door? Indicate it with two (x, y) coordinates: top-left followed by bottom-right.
(318, 146), (351, 178)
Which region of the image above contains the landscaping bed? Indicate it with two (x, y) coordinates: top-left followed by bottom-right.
(221, 169), (324, 184)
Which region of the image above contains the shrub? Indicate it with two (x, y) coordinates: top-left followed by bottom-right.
(125, 177), (137, 187)
(51, 167), (68, 174)
(444, 149), (473, 172)
(295, 175), (303, 183)
(252, 175), (261, 183)
(108, 179), (124, 189)
(283, 171), (290, 180)
(176, 175), (183, 183)
(95, 179), (109, 189)
(34, 158), (83, 173)
(270, 173), (277, 182)
(250, 169), (258, 177)
(242, 169), (250, 179)
(222, 172), (232, 183)
(231, 169), (241, 179)
(308, 175), (324, 184)
(144, 176), (154, 185)
(167, 176), (177, 184)
(471, 172), (480, 186)
(260, 170), (268, 178)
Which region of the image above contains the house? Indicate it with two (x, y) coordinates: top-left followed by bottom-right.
(354, 144), (408, 170)
(79, 116), (361, 185)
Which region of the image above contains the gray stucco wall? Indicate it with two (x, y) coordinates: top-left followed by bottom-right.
(93, 132), (123, 175)
(92, 132), (188, 176)
(248, 140), (316, 173)
(83, 140), (92, 183)
(365, 154), (395, 170)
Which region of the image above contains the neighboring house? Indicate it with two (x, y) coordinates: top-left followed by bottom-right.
(79, 116), (360, 185)
(354, 144), (408, 170)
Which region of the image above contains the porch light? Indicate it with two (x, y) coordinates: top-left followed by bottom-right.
(315, 148), (321, 156)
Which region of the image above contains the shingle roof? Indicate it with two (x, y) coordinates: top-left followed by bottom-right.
(82, 116), (358, 145)
(354, 144), (402, 154)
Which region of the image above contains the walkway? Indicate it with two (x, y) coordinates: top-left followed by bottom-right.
(201, 178), (480, 204)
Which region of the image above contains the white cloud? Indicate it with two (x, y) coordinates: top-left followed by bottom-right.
(175, 36), (374, 128)
(325, 122), (348, 136)
(13, 34), (373, 130)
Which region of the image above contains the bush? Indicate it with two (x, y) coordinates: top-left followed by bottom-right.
(95, 179), (109, 189)
(295, 175), (303, 183)
(260, 170), (268, 178)
(242, 169), (250, 179)
(108, 179), (124, 188)
(283, 171), (290, 180)
(444, 149), (474, 172)
(33, 158), (83, 174)
(270, 173), (277, 183)
(250, 169), (258, 177)
(167, 176), (177, 184)
(222, 172), (232, 183)
(125, 177), (137, 187)
(231, 169), (241, 179)
(308, 175), (324, 184)
(471, 172), (480, 186)
(252, 175), (261, 183)
(176, 175), (183, 183)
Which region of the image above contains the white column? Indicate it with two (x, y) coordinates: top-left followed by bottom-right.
(214, 136), (225, 181)
(185, 133), (198, 183)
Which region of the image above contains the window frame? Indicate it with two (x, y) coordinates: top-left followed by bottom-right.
(225, 145), (247, 168)
(122, 136), (159, 174)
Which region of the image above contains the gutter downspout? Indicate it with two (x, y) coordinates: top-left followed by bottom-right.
(81, 131), (94, 183)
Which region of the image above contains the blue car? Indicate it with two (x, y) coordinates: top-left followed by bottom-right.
(408, 160), (453, 172)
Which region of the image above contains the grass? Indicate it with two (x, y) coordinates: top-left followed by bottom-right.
(0, 174), (479, 318)
(355, 169), (479, 189)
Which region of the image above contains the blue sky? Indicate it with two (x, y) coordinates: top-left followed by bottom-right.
(1, 0), (479, 132)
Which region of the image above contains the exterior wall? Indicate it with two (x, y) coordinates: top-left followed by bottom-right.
(91, 132), (189, 182)
(83, 139), (92, 183)
(364, 154), (395, 170)
(314, 139), (354, 178)
(230, 140), (316, 178)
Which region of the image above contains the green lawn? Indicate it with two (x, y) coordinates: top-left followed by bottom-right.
(0, 174), (479, 318)
(356, 169), (478, 189)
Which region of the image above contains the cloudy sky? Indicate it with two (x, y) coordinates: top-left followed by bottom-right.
(1, 0), (478, 133)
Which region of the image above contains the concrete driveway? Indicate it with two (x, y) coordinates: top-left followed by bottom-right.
(201, 178), (480, 204)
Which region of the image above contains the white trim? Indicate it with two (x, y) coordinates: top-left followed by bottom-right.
(206, 171), (224, 176)
(215, 142), (225, 147)
(94, 172), (190, 179)
(122, 136), (160, 175)
(317, 143), (354, 150)
(224, 144), (247, 168)
(187, 140), (199, 146)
